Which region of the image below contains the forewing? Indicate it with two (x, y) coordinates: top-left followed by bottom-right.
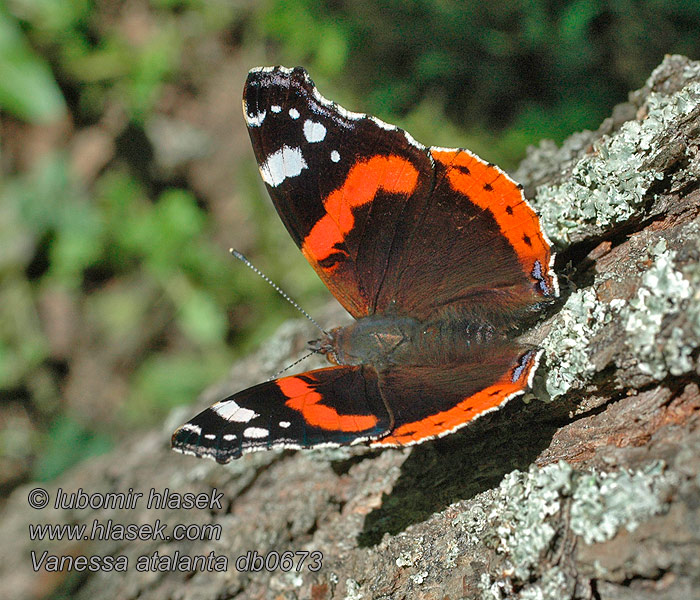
(243, 67), (557, 323)
(172, 365), (391, 463)
(243, 66), (434, 317)
(373, 148), (558, 322)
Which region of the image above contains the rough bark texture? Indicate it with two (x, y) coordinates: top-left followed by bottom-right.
(3, 55), (700, 600)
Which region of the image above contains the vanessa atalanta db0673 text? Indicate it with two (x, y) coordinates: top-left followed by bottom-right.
(172, 66), (558, 463)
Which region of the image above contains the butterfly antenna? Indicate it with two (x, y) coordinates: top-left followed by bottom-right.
(230, 249), (326, 334)
(267, 351), (316, 382)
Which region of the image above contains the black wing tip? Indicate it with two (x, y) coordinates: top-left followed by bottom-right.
(246, 65), (310, 86)
(171, 426), (241, 464)
(243, 66), (316, 119)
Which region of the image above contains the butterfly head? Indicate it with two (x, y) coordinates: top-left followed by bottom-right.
(308, 329), (341, 365)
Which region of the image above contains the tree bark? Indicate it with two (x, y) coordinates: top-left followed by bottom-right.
(3, 55), (699, 600)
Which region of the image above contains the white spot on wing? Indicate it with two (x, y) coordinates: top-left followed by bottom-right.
(279, 421), (291, 428)
(223, 434), (236, 441)
(212, 400), (259, 423)
(179, 423), (201, 435)
(244, 427), (269, 439)
(330, 150), (340, 163)
(259, 145), (308, 187)
(303, 120), (327, 143)
(289, 108), (300, 119)
(204, 434), (216, 440)
(271, 105), (281, 113)
(244, 110), (266, 127)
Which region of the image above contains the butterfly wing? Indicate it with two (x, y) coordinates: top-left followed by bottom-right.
(243, 66), (434, 318)
(172, 365), (391, 463)
(372, 148), (558, 323)
(371, 346), (542, 447)
(243, 67), (557, 323)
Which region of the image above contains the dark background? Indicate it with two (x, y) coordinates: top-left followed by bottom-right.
(1, 0), (699, 494)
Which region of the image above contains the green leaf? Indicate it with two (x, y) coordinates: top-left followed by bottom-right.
(0, 10), (66, 123)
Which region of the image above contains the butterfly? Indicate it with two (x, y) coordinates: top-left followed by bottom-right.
(172, 66), (558, 463)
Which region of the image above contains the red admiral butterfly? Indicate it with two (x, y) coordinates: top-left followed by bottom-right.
(172, 66), (558, 463)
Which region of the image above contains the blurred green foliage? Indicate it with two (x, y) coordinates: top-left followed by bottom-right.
(0, 4), (67, 123)
(264, 0), (700, 163)
(33, 415), (112, 481)
(1, 0), (699, 484)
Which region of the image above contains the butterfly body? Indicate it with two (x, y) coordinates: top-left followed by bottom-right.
(315, 306), (502, 369)
(172, 66), (558, 463)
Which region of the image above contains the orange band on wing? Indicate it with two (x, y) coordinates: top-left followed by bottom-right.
(431, 149), (552, 283)
(278, 375), (379, 432)
(372, 353), (538, 446)
(302, 155), (419, 266)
